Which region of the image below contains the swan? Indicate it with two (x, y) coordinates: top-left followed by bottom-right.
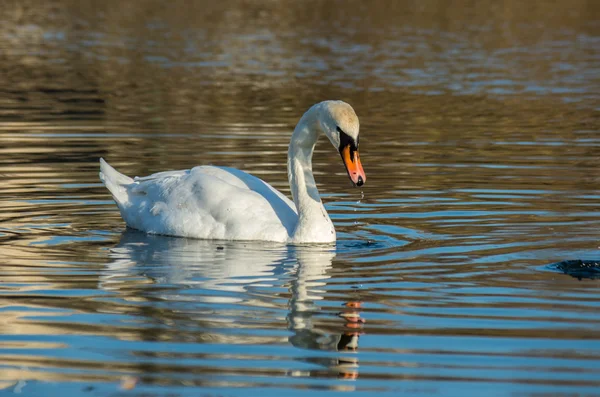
(99, 100), (366, 243)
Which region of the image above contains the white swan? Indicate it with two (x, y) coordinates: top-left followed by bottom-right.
(99, 100), (366, 243)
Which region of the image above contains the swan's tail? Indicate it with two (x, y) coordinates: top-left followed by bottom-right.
(99, 158), (133, 205)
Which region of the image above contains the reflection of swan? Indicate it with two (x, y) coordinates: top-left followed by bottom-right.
(102, 230), (362, 379)
(99, 101), (366, 243)
(102, 231), (292, 302)
(287, 249), (364, 380)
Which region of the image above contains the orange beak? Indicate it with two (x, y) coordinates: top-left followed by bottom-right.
(340, 145), (366, 186)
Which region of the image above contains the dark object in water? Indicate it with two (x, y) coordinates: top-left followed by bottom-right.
(552, 259), (600, 280)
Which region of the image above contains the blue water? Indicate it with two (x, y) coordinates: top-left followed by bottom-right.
(1, 0), (600, 395)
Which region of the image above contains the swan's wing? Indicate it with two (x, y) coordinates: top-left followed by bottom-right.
(101, 160), (297, 242)
(134, 170), (188, 182)
(193, 165), (295, 213)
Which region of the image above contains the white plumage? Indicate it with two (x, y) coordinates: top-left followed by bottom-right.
(100, 100), (366, 243)
(100, 161), (298, 241)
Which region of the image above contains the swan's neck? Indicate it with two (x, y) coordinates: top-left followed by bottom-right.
(288, 107), (336, 243)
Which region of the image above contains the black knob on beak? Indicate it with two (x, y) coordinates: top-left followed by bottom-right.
(356, 176), (364, 186)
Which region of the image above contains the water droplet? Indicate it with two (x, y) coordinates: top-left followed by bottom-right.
(356, 190), (364, 207)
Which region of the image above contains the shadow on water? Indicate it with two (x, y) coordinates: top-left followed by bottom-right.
(549, 259), (600, 280)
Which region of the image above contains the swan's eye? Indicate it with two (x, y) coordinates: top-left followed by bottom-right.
(337, 127), (358, 154)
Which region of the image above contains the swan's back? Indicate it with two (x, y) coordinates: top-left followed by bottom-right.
(99, 159), (298, 242)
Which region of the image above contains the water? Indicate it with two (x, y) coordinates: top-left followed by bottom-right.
(1, 0), (600, 395)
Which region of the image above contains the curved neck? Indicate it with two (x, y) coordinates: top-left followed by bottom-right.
(287, 105), (335, 242)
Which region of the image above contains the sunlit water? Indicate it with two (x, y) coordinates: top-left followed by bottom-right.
(1, 1), (600, 396)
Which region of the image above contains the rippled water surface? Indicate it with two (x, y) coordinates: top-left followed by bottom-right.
(1, 1), (600, 395)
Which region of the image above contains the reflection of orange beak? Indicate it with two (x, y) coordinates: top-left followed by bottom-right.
(340, 145), (366, 186)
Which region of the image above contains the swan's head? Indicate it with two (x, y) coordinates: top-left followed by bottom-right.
(318, 101), (366, 187)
